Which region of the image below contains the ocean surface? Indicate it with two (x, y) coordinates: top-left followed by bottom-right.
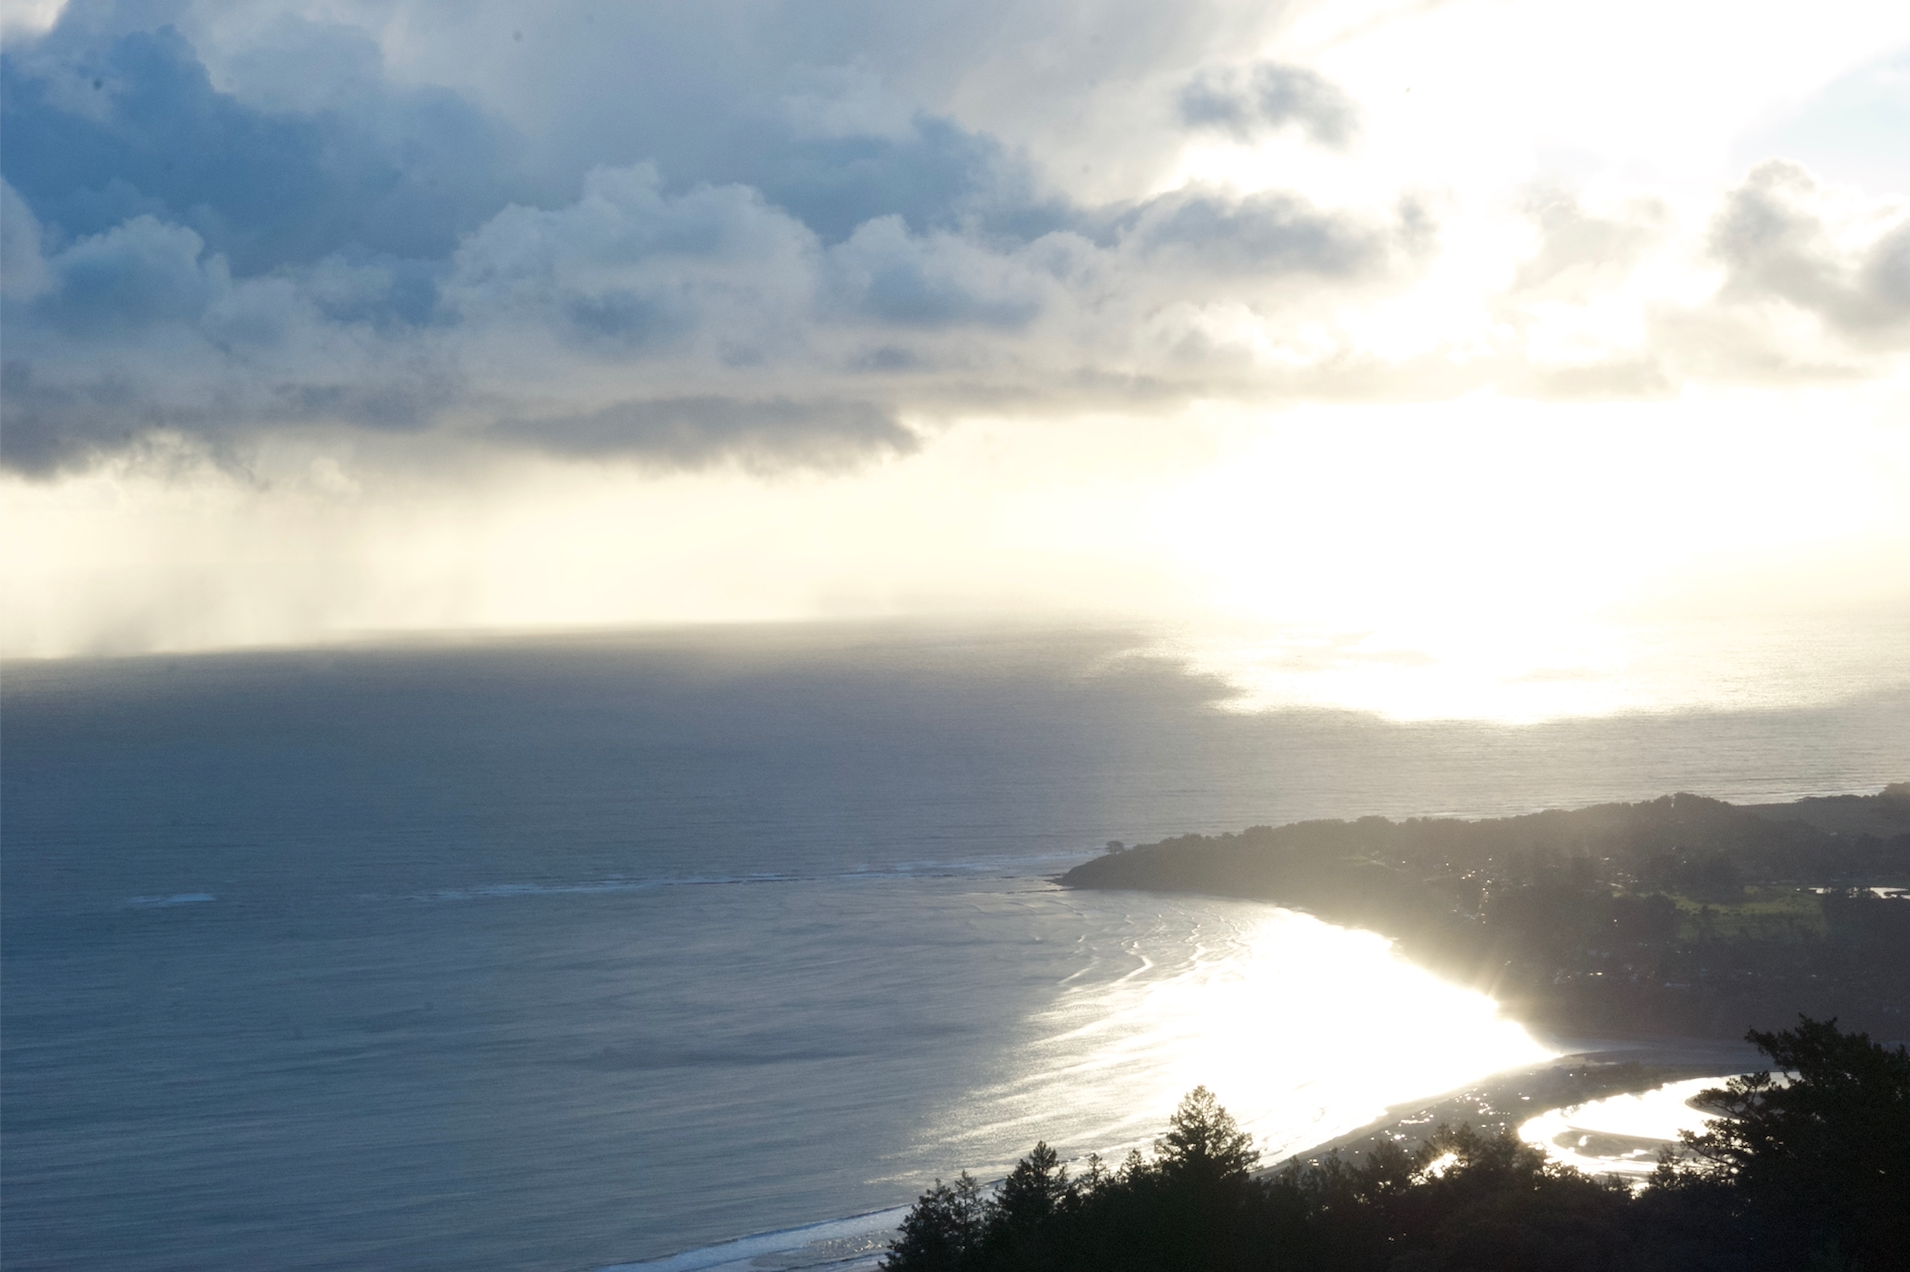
(5, 623), (1907, 1272)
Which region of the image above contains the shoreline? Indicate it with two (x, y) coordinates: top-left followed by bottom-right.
(598, 1207), (910, 1272)
(1266, 1034), (1761, 1172)
(605, 1031), (1760, 1272)
(1059, 789), (1910, 1046)
(600, 849), (1808, 1272)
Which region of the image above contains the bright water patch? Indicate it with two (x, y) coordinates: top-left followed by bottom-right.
(1150, 612), (1910, 724)
(1519, 1076), (1734, 1179)
(924, 901), (1550, 1174)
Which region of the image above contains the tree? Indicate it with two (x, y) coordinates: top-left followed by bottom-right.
(971, 1142), (1075, 1272)
(885, 1173), (988, 1272)
(1153, 1085), (1260, 1190)
(1681, 1016), (1910, 1264)
(993, 1141), (1072, 1233)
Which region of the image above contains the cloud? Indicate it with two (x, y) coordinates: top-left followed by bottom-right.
(1511, 186), (1667, 299)
(2, 207), (462, 474)
(38, 213), (224, 333)
(1178, 62), (1359, 148)
(8, 2), (1902, 483)
(1, 7), (1425, 477)
(724, 111), (1068, 246)
(827, 216), (1045, 327)
(2, 147), (1414, 474)
(440, 165), (821, 354)
(453, 0), (1298, 208)
(1, 18), (522, 274)
(491, 397), (916, 469)
(1482, 164), (1910, 396)
(1709, 160), (1910, 339)
(0, 180), (55, 301)
(1124, 187), (1395, 277)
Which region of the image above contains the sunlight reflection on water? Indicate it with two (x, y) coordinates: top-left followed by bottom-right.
(1145, 615), (1910, 724)
(1518, 1077), (1729, 1178)
(929, 900), (1553, 1171)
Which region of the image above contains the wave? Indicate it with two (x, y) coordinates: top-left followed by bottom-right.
(391, 854), (1088, 904)
(598, 1206), (909, 1272)
(405, 877), (755, 902)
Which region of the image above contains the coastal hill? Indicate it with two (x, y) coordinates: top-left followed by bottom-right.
(1062, 787), (1910, 1040)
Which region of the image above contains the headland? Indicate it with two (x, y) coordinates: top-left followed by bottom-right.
(1061, 786), (1910, 1043)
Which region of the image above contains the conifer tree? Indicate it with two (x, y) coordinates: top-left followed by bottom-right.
(1154, 1085), (1259, 1185)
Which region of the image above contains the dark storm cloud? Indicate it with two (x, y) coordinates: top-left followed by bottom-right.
(713, 113), (1070, 246)
(1, 20), (522, 276)
(1178, 62), (1359, 148)
(493, 397), (916, 468)
(0, 338), (460, 477)
(0, 1), (1417, 477)
(33, 213), (222, 334)
(826, 217), (1045, 328)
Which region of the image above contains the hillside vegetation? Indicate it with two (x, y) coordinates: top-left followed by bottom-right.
(1062, 787), (1910, 1039)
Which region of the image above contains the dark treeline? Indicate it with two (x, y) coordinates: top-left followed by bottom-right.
(887, 1019), (1910, 1272)
(1062, 787), (1910, 1038)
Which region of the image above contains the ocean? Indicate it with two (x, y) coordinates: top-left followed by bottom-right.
(4, 623), (1906, 1271)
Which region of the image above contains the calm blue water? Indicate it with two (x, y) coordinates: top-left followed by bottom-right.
(5, 624), (1906, 1271)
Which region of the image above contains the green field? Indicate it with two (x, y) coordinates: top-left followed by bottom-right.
(1665, 887), (1827, 941)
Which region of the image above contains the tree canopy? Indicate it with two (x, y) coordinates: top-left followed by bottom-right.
(1679, 1016), (1910, 1264)
(1153, 1085), (1259, 1184)
(886, 1018), (1910, 1272)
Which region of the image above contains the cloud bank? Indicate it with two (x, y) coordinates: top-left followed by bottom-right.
(2, 0), (1907, 479)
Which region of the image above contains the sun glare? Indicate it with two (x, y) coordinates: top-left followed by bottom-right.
(937, 903), (1553, 1171)
(1518, 1076), (1728, 1179)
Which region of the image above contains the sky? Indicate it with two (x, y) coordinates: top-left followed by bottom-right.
(3, 0), (1907, 715)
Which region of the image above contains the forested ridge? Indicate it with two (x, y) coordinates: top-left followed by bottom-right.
(1061, 787), (1910, 1039)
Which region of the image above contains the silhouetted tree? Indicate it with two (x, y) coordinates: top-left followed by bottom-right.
(886, 1173), (987, 1272)
(1680, 1016), (1910, 1265)
(1153, 1085), (1259, 1186)
(974, 1141), (1073, 1271)
(992, 1141), (1072, 1232)
(886, 1047), (1910, 1272)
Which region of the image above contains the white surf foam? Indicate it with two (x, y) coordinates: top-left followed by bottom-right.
(599, 1206), (908, 1272)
